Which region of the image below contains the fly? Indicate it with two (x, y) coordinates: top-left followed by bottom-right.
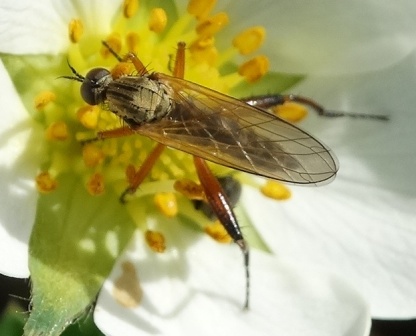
(63, 41), (339, 309)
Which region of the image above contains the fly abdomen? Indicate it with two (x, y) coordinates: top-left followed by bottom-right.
(106, 75), (174, 126)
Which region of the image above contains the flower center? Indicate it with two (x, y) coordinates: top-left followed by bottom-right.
(33, 0), (277, 246)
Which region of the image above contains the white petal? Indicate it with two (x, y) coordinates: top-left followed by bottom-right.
(0, 60), (41, 277)
(243, 53), (416, 318)
(95, 225), (370, 336)
(0, 0), (120, 54)
(219, 0), (416, 75)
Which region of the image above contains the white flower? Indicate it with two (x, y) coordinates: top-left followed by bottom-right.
(245, 52), (416, 319)
(1, 0), (414, 335)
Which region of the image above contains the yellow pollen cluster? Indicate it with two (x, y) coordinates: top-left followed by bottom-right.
(145, 230), (166, 253)
(34, 91), (56, 110)
(86, 173), (105, 196)
(174, 179), (206, 201)
(233, 26), (266, 55)
(82, 144), (105, 167)
(261, 181), (291, 200)
(45, 121), (69, 141)
(187, 0), (216, 20)
(36, 172), (58, 193)
(68, 19), (83, 43)
(76, 106), (100, 129)
(273, 102), (308, 123)
(148, 8), (167, 33)
(123, 0), (139, 19)
(238, 56), (270, 83)
(204, 221), (232, 243)
(154, 192), (178, 218)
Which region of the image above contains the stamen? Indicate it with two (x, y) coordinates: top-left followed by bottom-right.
(261, 181), (291, 200)
(45, 121), (69, 141)
(273, 102), (308, 123)
(82, 144), (105, 167)
(76, 105), (100, 129)
(233, 26), (266, 55)
(196, 12), (229, 37)
(34, 91), (56, 110)
(126, 32), (140, 53)
(145, 230), (166, 253)
(187, 0), (217, 20)
(36, 172), (58, 193)
(68, 19), (83, 43)
(101, 33), (122, 59)
(189, 37), (218, 65)
(148, 8), (167, 33)
(174, 179), (205, 200)
(111, 62), (135, 80)
(238, 55), (269, 83)
(113, 261), (142, 308)
(86, 173), (105, 196)
(154, 192), (178, 218)
(204, 221), (232, 243)
(123, 0), (139, 19)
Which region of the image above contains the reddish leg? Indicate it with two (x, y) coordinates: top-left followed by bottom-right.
(242, 94), (389, 120)
(176, 42), (250, 308)
(194, 157), (250, 309)
(120, 143), (165, 202)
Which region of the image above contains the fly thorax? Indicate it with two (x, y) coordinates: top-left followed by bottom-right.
(106, 75), (174, 126)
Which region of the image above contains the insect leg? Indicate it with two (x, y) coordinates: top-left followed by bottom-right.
(120, 143), (166, 203)
(242, 94), (389, 121)
(173, 41), (186, 78)
(101, 40), (149, 75)
(194, 157), (250, 309)
(241, 93), (330, 116)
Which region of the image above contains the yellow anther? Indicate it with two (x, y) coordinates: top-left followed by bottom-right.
(238, 55), (269, 83)
(174, 179), (205, 201)
(233, 26), (266, 55)
(196, 12), (229, 37)
(111, 62), (135, 79)
(113, 261), (142, 308)
(76, 105), (100, 129)
(68, 18), (83, 43)
(82, 144), (105, 167)
(34, 91), (56, 110)
(148, 8), (167, 33)
(190, 37), (218, 65)
(45, 121), (69, 141)
(101, 33), (122, 59)
(190, 36), (215, 49)
(86, 173), (105, 196)
(273, 102), (308, 123)
(123, 0), (139, 19)
(191, 45), (218, 65)
(36, 172), (58, 193)
(204, 221), (232, 244)
(154, 192), (178, 218)
(187, 0), (217, 20)
(145, 230), (166, 253)
(260, 180), (291, 200)
(126, 32), (140, 53)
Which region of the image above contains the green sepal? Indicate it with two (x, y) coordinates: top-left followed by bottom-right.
(24, 174), (135, 336)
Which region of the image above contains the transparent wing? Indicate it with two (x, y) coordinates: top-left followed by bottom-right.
(137, 73), (338, 184)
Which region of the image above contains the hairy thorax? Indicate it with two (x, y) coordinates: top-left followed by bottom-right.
(106, 75), (174, 126)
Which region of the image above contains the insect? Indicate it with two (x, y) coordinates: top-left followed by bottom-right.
(63, 41), (338, 309)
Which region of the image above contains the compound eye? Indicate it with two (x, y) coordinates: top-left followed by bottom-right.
(80, 68), (111, 105)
